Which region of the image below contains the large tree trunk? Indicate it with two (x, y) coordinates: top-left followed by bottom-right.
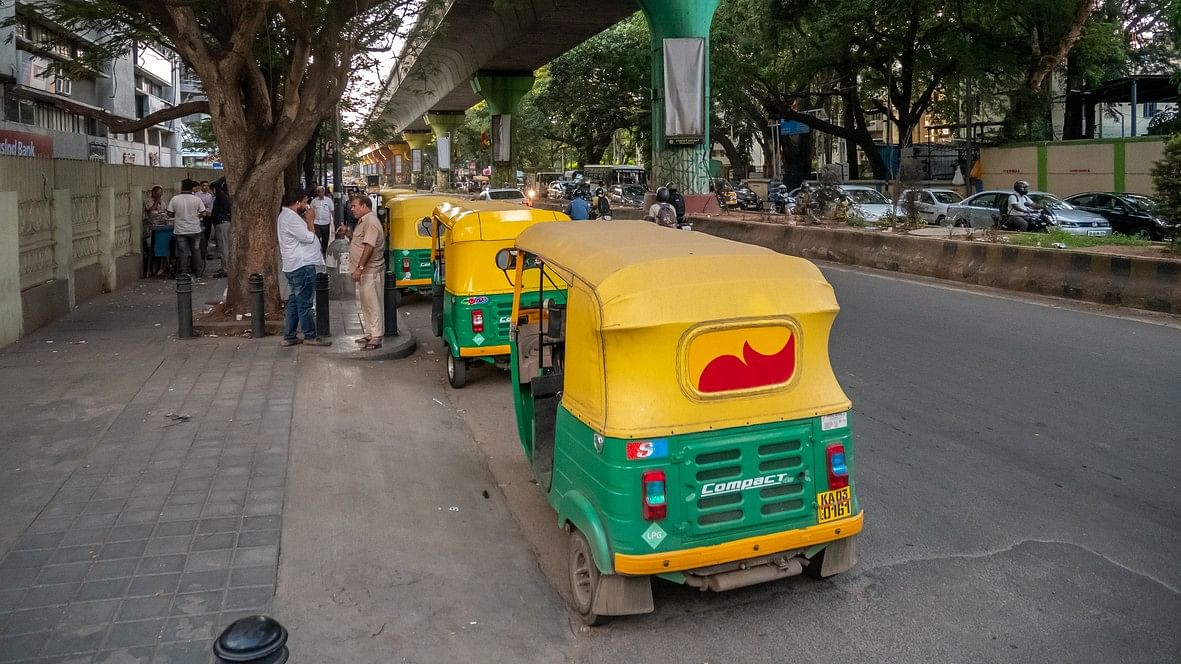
(713, 130), (745, 178)
(224, 172), (284, 316)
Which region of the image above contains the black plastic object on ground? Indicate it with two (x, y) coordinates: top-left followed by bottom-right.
(249, 273), (266, 337)
(213, 615), (290, 663)
(175, 273), (193, 338)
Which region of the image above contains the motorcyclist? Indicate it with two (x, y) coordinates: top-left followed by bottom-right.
(665, 182), (687, 226)
(1003, 180), (1037, 232)
(645, 186), (678, 228)
(592, 187), (612, 220)
(772, 184), (790, 213)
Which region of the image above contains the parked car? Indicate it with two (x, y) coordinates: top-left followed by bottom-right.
(479, 188), (531, 206)
(609, 184), (647, 207)
(946, 190), (1112, 235)
(734, 182), (762, 210)
(895, 188), (964, 225)
(838, 185), (892, 221)
(1062, 192), (1173, 240)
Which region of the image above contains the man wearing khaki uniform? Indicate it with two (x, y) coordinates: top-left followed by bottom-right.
(348, 195), (385, 350)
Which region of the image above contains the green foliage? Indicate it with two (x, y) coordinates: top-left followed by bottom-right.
(182, 117), (218, 154)
(1006, 228), (1155, 248)
(1150, 134), (1181, 246)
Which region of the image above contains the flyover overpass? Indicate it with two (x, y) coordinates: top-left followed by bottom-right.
(372, 0), (637, 133)
(364, 0), (723, 194)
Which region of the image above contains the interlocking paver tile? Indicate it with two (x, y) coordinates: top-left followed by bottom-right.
(75, 578), (130, 603)
(105, 525), (154, 544)
(160, 614), (217, 643)
(38, 623), (105, 657)
(2, 549), (55, 569)
(115, 596), (171, 622)
(240, 516), (279, 531)
(0, 606), (64, 635)
(0, 630), (51, 660)
(49, 546), (99, 566)
(191, 533), (234, 552)
(168, 591), (222, 617)
(96, 540), (146, 561)
(85, 559), (140, 582)
(222, 586), (272, 611)
(155, 637), (213, 664)
(11, 533), (67, 551)
(197, 518), (238, 534)
(234, 530), (278, 548)
(36, 564), (92, 586)
(229, 546), (277, 569)
(142, 537), (191, 557)
(137, 555), (186, 576)
(19, 584), (79, 609)
(176, 570), (227, 594)
(227, 566), (272, 588)
(153, 521), (198, 538)
(93, 646), (155, 663)
(58, 599), (120, 628)
(125, 574), (179, 599)
(59, 528), (108, 547)
(103, 618), (164, 649)
(184, 550), (231, 574)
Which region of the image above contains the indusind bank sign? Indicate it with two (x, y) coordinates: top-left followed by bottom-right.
(0, 129), (53, 158)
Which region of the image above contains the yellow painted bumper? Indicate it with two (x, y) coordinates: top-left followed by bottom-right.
(458, 344), (511, 358)
(398, 277), (430, 288)
(613, 511), (863, 575)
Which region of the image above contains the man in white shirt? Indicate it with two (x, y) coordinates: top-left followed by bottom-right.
(277, 188), (331, 347)
(167, 179), (207, 276)
(309, 186), (335, 258)
(1003, 180), (1037, 232)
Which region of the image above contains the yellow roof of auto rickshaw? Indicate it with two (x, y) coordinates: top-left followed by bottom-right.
(434, 200), (570, 241)
(515, 221), (838, 328)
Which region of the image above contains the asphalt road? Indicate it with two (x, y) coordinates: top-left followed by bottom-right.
(416, 263), (1180, 664)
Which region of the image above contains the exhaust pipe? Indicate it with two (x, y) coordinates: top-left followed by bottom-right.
(703, 557), (803, 592)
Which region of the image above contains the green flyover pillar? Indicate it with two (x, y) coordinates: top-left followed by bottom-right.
(426, 111), (466, 191)
(471, 72), (535, 188)
(637, 0), (721, 194)
(402, 130), (433, 190)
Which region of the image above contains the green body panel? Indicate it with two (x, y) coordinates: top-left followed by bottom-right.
(389, 247), (433, 289)
(441, 292), (513, 362)
(540, 407), (856, 574)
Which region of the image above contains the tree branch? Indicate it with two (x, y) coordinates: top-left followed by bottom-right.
(49, 98), (210, 134)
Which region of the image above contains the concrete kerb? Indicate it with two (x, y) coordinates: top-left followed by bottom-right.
(327, 329), (417, 360)
(689, 216), (1181, 314)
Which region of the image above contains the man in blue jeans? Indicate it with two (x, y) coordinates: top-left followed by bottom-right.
(277, 188), (331, 347)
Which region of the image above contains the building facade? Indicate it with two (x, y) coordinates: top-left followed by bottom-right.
(0, 0), (183, 166)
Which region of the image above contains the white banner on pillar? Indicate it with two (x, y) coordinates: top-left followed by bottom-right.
(437, 135), (451, 170)
(663, 38), (705, 141)
(491, 114), (512, 163)
(412, 149), (422, 172)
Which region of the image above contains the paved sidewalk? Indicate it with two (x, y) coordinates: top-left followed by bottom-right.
(0, 278), (297, 663)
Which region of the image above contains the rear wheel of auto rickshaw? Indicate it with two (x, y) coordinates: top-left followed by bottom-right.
(568, 529), (611, 626)
(446, 351), (466, 388)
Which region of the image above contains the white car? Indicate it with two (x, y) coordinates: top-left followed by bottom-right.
(895, 188), (964, 225)
(478, 188), (532, 206)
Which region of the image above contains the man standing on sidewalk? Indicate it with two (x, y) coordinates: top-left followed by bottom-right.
(196, 180), (215, 259)
(310, 186), (335, 258)
(347, 194), (384, 350)
(277, 188), (331, 347)
(167, 179), (206, 277)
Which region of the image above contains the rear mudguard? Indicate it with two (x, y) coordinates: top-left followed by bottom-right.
(556, 491), (613, 575)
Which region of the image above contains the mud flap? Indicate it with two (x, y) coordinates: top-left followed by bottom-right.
(591, 575), (654, 617)
(821, 535), (858, 577)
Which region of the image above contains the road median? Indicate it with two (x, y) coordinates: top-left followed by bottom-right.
(689, 216), (1180, 313)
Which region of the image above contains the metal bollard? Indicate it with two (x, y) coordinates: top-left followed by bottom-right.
(248, 273), (266, 338)
(213, 615), (289, 663)
(383, 271), (398, 337)
(315, 272), (330, 336)
(176, 273), (193, 339)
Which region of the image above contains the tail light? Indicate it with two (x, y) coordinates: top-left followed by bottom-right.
(471, 309), (484, 333)
(402, 257), (411, 273)
(826, 443), (849, 490)
(641, 470), (667, 520)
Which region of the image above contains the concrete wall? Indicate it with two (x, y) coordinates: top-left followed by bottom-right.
(981, 136), (1165, 197)
(0, 155), (216, 348)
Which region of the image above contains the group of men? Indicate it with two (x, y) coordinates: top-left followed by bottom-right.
(276, 187), (386, 350)
(154, 178), (231, 278)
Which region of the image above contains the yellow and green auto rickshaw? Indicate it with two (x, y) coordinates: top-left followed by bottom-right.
(431, 201), (571, 388)
(384, 194), (460, 295)
(499, 221), (861, 624)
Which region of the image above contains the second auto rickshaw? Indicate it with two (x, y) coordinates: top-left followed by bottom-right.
(499, 221), (862, 624)
(431, 201), (571, 387)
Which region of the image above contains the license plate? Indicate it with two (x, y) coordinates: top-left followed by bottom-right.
(1087, 230), (1106, 236)
(816, 486), (851, 524)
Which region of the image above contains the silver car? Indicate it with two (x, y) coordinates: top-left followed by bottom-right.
(895, 188), (964, 225)
(946, 190), (1112, 236)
